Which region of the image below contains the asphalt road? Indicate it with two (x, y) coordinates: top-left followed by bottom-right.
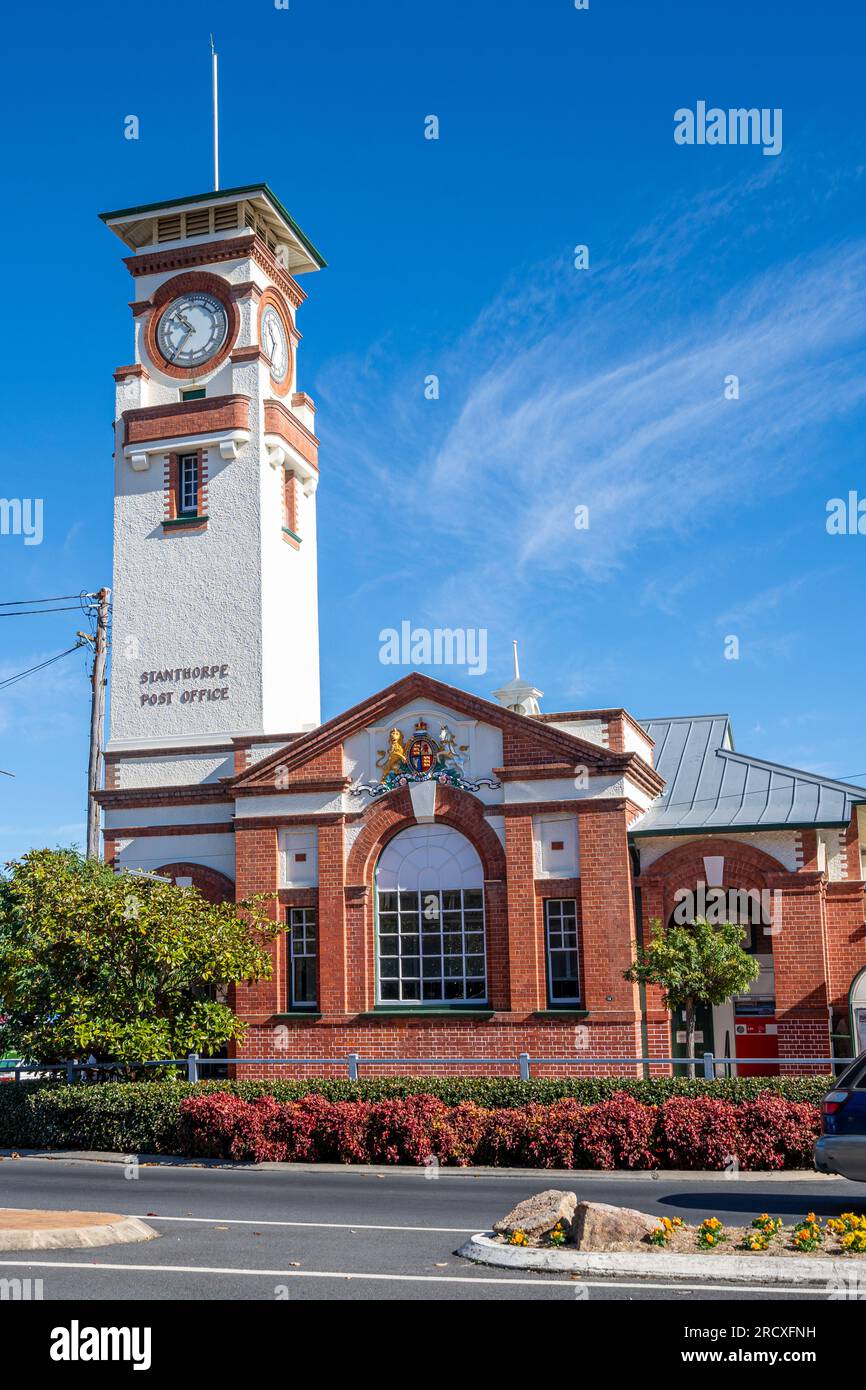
(1, 1157), (864, 1301)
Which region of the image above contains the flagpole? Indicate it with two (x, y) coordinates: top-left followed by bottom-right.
(210, 35), (219, 191)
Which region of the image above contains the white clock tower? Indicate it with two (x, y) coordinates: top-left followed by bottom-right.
(100, 185), (325, 766)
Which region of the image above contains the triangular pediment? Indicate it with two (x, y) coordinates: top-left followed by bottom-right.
(233, 672), (651, 791)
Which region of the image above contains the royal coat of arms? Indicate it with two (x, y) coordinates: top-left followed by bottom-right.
(355, 718), (499, 799)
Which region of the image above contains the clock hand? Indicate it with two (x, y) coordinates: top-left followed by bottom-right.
(168, 326), (194, 362)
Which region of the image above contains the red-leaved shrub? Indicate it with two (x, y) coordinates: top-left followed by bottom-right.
(735, 1095), (821, 1171)
(177, 1091), (261, 1161)
(656, 1096), (741, 1170)
(176, 1090), (820, 1170)
(579, 1092), (658, 1169)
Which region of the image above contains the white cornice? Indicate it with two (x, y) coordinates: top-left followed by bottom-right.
(125, 430), (251, 471)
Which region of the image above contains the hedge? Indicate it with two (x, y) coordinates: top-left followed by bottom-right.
(177, 1091), (821, 1170)
(0, 1073), (832, 1158)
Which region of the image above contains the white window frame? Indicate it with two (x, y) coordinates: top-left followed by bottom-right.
(288, 906), (317, 1011)
(544, 898), (581, 1006)
(179, 452), (200, 515)
(376, 887), (487, 1006)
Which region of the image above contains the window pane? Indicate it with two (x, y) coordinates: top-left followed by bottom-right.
(544, 899), (580, 1005)
(376, 882), (487, 1006)
(288, 907), (318, 1009)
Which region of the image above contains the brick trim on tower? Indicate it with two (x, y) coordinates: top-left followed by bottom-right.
(141, 271), (242, 380)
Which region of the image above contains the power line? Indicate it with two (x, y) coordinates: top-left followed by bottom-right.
(0, 642), (87, 692)
(0, 605), (85, 617)
(0, 594), (89, 607)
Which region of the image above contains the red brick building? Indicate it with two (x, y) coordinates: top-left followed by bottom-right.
(97, 184), (866, 1077)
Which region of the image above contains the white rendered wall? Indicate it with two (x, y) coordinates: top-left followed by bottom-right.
(113, 832), (235, 879)
(108, 247), (321, 753)
(636, 830), (800, 874)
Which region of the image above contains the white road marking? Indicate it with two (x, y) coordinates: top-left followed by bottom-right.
(131, 1214), (476, 1233)
(0, 1258), (825, 1294)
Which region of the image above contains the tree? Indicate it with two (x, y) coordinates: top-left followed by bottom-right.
(624, 916), (760, 1078)
(0, 848), (284, 1064)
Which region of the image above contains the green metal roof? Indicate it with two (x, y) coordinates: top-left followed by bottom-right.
(99, 183), (326, 268)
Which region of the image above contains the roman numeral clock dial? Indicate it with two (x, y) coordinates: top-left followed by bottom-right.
(156, 291), (228, 368)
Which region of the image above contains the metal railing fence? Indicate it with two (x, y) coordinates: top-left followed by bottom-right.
(0, 1052), (844, 1083)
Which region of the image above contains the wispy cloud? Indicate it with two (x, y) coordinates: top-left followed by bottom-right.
(322, 173), (866, 611)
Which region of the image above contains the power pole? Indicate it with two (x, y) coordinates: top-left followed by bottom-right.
(85, 588), (110, 860)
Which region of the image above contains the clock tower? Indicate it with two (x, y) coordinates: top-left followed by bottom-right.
(100, 186), (325, 761)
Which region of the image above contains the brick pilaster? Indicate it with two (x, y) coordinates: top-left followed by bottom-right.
(768, 871), (832, 1069)
(578, 804), (641, 1032)
(504, 815), (542, 1010)
(318, 821), (347, 1014)
(233, 825), (281, 1019)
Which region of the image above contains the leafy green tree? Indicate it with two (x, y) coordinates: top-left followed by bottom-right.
(624, 916), (760, 1077)
(0, 848), (284, 1064)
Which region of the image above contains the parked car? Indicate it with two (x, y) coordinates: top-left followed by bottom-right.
(814, 1051), (866, 1181)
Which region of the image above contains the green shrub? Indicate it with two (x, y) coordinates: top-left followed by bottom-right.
(0, 1073), (833, 1155)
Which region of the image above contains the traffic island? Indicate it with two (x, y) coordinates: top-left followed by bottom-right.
(457, 1190), (866, 1287)
(0, 1208), (159, 1252)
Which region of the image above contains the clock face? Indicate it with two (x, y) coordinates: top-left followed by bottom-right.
(156, 292), (229, 369)
(261, 305), (290, 383)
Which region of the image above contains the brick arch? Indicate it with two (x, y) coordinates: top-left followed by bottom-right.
(154, 862), (235, 904)
(346, 784), (507, 889)
(640, 837), (788, 928)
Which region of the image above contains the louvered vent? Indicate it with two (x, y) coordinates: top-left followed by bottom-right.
(214, 203), (237, 231)
(157, 215), (182, 243)
(185, 209), (211, 237)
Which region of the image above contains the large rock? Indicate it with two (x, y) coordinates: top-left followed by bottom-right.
(574, 1200), (660, 1251)
(493, 1189), (577, 1239)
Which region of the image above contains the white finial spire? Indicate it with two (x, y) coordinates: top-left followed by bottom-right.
(210, 36), (219, 191)
(492, 641), (543, 717)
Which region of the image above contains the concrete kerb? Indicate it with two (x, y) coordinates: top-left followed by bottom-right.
(0, 1150), (846, 1179)
(459, 1232), (861, 1287)
(0, 1208), (159, 1252)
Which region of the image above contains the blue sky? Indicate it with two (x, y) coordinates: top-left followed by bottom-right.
(1, 0), (865, 862)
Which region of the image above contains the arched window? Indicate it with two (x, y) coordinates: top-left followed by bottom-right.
(375, 824), (486, 1005)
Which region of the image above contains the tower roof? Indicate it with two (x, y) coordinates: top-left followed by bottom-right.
(99, 183), (326, 273)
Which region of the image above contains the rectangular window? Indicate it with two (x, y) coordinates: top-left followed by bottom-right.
(544, 899), (581, 1006)
(283, 468), (299, 541)
(377, 888), (486, 1005)
(288, 907), (317, 1010)
(180, 387), (206, 401)
(179, 453), (200, 516)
